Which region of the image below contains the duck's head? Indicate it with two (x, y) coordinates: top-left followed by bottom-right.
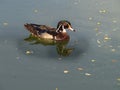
(56, 20), (75, 33)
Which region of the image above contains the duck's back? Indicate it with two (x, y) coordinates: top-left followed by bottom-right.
(24, 24), (57, 36)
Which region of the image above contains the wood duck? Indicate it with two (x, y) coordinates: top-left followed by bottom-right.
(24, 20), (75, 41)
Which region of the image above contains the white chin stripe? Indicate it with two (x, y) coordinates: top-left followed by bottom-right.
(63, 28), (66, 32)
(62, 25), (66, 33)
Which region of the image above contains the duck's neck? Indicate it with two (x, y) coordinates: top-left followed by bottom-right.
(55, 32), (69, 40)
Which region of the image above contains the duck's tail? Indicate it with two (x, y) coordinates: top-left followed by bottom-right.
(24, 24), (38, 36)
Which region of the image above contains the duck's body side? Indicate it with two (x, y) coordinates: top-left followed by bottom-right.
(24, 20), (75, 41)
(24, 24), (57, 39)
(24, 23), (69, 40)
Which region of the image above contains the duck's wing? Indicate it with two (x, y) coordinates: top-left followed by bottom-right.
(24, 24), (57, 36)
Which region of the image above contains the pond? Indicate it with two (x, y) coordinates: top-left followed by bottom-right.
(0, 0), (120, 90)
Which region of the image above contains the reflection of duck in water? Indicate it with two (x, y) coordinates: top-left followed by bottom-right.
(24, 34), (74, 56)
(24, 20), (75, 41)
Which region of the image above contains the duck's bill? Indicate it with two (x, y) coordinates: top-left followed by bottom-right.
(69, 27), (75, 32)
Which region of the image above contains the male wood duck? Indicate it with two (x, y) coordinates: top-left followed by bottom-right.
(24, 20), (75, 41)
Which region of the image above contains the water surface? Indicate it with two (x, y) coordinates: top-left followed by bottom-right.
(0, 0), (120, 90)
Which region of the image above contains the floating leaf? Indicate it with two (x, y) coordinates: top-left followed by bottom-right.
(64, 70), (69, 74)
(88, 17), (93, 20)
(97, 40), (101, 44)
(3, 22), (8, 26)
(85, 73), (91, 76)
(56, 88), (58, 90)
(77, 68), (83, 71)
(25, 50), (33, 55)
(34, 9), (38, 13)
(91, 59), (96, 62)
(99, 9), (107, 13)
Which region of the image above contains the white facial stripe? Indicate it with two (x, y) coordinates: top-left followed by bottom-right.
(56, 24), (67, 33)
(56, 24), (62, 32)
